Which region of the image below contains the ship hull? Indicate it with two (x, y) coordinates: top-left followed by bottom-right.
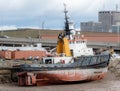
(16, 54), (110, 86)
(17, 67), (107, 86)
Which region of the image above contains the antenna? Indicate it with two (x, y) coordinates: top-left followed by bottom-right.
(42, 21), (44, 30)
(103, 4), (105, 10)
(63, 3), (70, 38)
(116, 4), (118, 11)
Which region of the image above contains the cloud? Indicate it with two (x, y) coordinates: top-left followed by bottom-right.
(0, 25), (17, 30)
(0, 0), (119, 29)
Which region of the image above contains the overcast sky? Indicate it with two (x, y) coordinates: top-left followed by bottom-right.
(0, 0), (120, 30)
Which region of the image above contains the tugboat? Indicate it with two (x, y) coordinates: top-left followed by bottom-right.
(15, 5), (111, 86)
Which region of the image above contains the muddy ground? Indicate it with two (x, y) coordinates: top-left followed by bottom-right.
(0, 59), (120, 91)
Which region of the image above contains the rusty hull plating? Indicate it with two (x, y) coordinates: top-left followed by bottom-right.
(17, 67), (108, 86)
(16, 54), (110, 86)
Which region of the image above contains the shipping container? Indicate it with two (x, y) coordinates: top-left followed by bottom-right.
(0, 50), (46, 60)
(12, 51), (46, 60)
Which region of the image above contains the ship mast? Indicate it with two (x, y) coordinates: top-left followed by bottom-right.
(64, 4), (70, 39)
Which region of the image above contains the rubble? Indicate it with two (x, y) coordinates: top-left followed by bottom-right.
(109, 58), (120, 80)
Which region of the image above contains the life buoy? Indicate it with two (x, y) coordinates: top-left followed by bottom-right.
(61, 60), (65, 64)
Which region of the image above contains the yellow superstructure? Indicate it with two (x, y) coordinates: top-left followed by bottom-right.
(56, 37), (71, 56)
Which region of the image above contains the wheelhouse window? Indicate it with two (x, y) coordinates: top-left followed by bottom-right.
(81, 57), (91, 66)
(45, 59), (52, 64)
(89, 56), (98, 65)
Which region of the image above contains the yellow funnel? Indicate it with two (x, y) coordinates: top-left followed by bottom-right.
(56, 38), (71, 56)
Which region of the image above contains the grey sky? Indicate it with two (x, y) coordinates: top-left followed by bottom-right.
(0, 0), (119, 30)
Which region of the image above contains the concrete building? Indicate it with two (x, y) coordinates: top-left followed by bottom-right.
(99, 11), (120, 32)
(80, 21), (102, 32)
(112, 25), (120, 33)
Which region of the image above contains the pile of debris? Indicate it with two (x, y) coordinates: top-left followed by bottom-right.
(109, 58), (120, 80)
(0, 70), (12, 83)
(0, 59), (37, 83)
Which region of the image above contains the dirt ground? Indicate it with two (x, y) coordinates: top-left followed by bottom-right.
(0, 59), (120, 91)
(0, 71), (119, 91)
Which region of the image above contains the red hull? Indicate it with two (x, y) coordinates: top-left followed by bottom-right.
(17, 68), (107, 86)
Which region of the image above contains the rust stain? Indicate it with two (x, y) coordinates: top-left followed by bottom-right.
(17, 71), (107, 86)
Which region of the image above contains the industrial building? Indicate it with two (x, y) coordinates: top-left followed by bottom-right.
(112, 25), (120, 33)
(80, 21), (102, 32)
(81, 10), (120, 32)
(99, 11), (120, 32)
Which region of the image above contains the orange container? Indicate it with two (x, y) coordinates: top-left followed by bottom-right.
(12, 51), (46, 60)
